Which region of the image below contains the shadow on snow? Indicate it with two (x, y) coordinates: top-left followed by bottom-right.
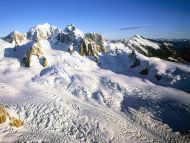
(121, 95), (190, 134)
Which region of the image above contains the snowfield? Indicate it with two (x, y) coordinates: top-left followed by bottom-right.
(129, 35), (161, 50)
(0, 24), (190, 143)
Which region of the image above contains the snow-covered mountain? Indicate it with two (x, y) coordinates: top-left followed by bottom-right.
(121, 35), (187, 63)
(103, 35), (190, 93)
(3, 31), (28, 47)
(27, 23), (61, 41)
(0, 23), (190, 142)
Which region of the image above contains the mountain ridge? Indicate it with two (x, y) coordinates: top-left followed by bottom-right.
(0, 23), (190, 142)
(0, 23), (190, 93)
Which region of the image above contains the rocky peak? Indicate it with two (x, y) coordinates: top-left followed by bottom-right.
(133, 34), (143, 39)
(3, 31), (28, 46)
(64, 24), (85, 38)
(65, 24), (76, 31)
(85, 33), (104, 47)
(69, 33), (106, 63)
(22, 41), (49, 67)
(55, 24), (85, 44)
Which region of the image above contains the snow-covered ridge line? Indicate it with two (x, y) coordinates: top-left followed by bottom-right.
(131, 34), (160, 50)
(0, 22), (190, 142)
(0, 22), (189, 94)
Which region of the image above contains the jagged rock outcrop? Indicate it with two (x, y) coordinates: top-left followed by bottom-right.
(56, 25), (106, 63)
(85, 33), (104, 47)
(0, 105), (23, 128)
(128, 50), (141, 68)
(155, 74), (162, 81)
(3, 31), (28, 47)
(42, 57), (48, 67)
(22, 42), (47, 67)
(13, 23), (107, 67)
(55, 24), (84, 44)
(70, 33), (106, 63)
(65, 24), (85, 39)
(139, 67), (149, 75)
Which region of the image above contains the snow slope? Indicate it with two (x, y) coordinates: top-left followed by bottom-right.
(101, 40), (190, 93)
(128, 35), (160, 50)
(0, 24), (190, 142)
(0, 39), (14, 58)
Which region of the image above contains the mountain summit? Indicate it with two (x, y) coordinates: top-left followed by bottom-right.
(3, 31), (28, 46)
(27, 23), (61, 41)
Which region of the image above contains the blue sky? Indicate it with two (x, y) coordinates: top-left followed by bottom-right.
(0, 0), (190, 39)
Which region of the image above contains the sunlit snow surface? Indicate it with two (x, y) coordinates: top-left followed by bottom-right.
(0, 36), (190, 142)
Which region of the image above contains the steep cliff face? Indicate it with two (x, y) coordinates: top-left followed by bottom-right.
(55, 24), (84, 44)
(78, 34), (106, 63)
(22, 41), (47, 67)
(55, 25), (106, 62)
(85, 33), (104, 47)
(3, 31), (28, 47)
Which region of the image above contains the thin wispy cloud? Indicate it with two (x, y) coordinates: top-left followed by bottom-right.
(118, 25), (154, 31)
(101, 25), (155, 39)
(102, 25), (154, 34)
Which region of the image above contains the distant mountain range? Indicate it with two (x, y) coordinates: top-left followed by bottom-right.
(0, 23), (190, 142)
(0, 23), (190, 93)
